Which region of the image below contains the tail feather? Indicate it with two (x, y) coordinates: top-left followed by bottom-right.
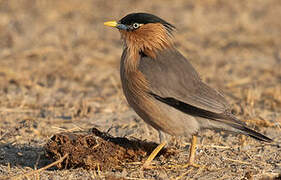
(223, 116), (273, 142)
(215, 115), (273, 142)
(240, 126), (273, 142)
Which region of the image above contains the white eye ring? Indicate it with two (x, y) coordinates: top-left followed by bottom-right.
(132, 23), (140, 29)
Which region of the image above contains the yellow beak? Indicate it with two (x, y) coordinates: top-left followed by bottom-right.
(104, 21), (118, 27)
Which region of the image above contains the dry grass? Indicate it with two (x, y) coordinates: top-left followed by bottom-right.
(0, 0), (280, 179)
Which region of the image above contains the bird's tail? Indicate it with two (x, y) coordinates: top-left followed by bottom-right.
(237, 125), (272, 142)
(222, 115), (273, 142)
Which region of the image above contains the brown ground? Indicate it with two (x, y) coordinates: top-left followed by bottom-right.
(0, 0), (281, 179)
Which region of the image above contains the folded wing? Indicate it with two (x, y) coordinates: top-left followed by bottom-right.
(139, 48), (229, 115)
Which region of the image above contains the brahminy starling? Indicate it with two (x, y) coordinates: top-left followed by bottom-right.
(104, 12), (272, 167)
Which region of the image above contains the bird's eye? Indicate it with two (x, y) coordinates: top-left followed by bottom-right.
(132, 23), (140, 29)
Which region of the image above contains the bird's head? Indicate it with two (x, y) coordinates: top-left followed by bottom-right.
(104, 13), (175, 58)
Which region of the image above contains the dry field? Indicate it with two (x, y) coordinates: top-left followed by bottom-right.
(0, 0), (281, 179)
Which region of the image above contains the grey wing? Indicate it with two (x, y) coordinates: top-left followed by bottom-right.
(138, 48), (229, 114)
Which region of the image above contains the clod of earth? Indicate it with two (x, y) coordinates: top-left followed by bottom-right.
(44, 128), (175, 171)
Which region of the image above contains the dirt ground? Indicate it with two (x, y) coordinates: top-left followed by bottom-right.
(0, 0), (281, 179)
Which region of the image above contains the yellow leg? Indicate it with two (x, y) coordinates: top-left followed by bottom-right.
(188, 135), (197, 164)
(183, 135), (200, 168)
(143, 142), (166, 168)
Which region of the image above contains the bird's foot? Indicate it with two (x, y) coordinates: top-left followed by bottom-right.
(166, 160), (201, 169)
(143, 142), (166, 168)
(181, 162), (200, 168)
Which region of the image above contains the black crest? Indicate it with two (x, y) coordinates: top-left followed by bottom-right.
(119, 13), (175, 32)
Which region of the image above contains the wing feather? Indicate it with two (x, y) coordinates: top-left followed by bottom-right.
(139, 48), (229, 114)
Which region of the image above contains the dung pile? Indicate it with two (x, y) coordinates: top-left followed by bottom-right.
(45, 128), (173, 171)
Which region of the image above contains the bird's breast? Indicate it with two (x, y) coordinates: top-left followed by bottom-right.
(119, 49), (200, 136)
(120, 49), (149, 107)
(120, 50), (166, 130)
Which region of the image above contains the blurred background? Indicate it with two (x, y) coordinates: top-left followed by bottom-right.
(0, 0), (280, 179)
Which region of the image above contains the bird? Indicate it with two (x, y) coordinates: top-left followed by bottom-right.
(104, 12), (272, 167)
